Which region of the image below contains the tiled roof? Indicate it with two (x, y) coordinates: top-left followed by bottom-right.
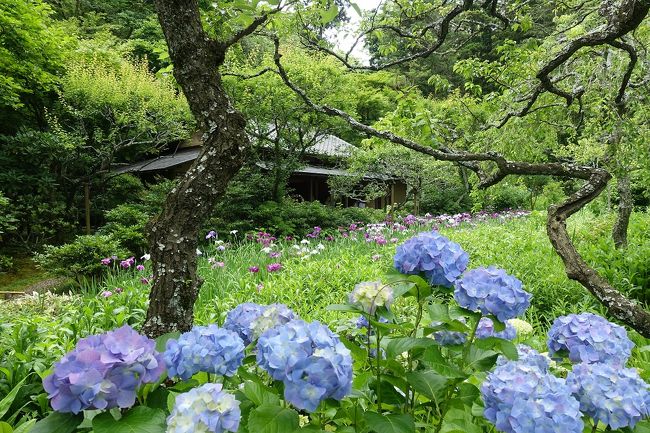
(307, 135), (356, 157)
(112, 134), (356, 174)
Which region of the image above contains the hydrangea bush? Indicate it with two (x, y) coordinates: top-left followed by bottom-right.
(36, 229), (649, 433)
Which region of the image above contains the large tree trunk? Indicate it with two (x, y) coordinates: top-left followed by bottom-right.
(612, 173), (632, 248)
(142, 0), (248, 338)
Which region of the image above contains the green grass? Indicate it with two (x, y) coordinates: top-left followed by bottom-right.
(0, 258), (50, 292)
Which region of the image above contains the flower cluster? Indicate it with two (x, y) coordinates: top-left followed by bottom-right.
(250, 304), (297, 340)
(167, 383), (240, 433)
(454, 267), (531, 322)
(348, 280), (393, 314)
(223, 303), (266, 346)
(482, 359), (583, 433)
(476, 317), (517, 341)
(497, 345), (551, 372)
(164, 325), (245, 380)
(43, 325), (164, 413)
(566, 362), (650, 429)
(394, 231), (468, 287)
(256, 320), (353, 412)
(546, 312), (634, 365)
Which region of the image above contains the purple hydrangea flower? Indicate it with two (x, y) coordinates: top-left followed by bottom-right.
(136, 264), (145, 272)
(266, 263), (282, 272)
(394, 231), (469, 287)
(167, 383), (240, 433)
(43, 325), (164, 414)
(482, 360), (583, 433)
(120, 257), (135, 269)
(566, 362), (650, 429)
(476, 317), (517, 340)
(206, 230), (217, 240)
(164, 325), (245, 380)
(256, 320), (352, 412)
(547, 313), (633, 365)
(223, 303), (266, 346)
(454, 267), (531, 322)
(248, 266), (259, 273)
(100, 257), (111, 265)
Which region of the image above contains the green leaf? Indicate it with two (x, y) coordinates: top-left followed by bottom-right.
(30, 412), (83, 433)
(0, 377), (27, 418)
(385, 337), (436, 358)
(13, 420), (36, 433)
(364, 412), (415, 433)
(0, 422), (12, 433)
(248, 405), (300, 433)
(93, 406), (166, 433)
(439, 407), (482, 433)
(465, 347), (499, 372)
(426, 303), (450, 323)
(475, 338), (518, 360)
(457, 383), (480, 407)
(633, 420), (650, 433)
(242, 381), (280, 406)
(405, 371), (448, 401)
(349, 2), (362, 16)
(155, 331), (180, 353)
(319, 3), (339, 24)
(421, 346), (466, 379)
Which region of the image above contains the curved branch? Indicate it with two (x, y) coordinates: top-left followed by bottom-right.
(272, 35), (650, 336)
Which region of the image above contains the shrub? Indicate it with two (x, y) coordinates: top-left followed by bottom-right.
(0, 254), (14, 273)
(98, 204), (150, 255)
(35, 234), (129, 282)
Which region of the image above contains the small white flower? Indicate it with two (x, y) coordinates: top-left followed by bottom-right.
(230, 230), (238, 235)
(261, 247), (272, 254)
(316, 243), (325, 250)
(141, 253), (150, 261)
(300, 239), (310, 244)
(196, 248), (203, 256)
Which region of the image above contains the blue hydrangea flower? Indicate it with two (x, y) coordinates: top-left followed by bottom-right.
(223, 303), (266, 345)
(547, 313), (634, 365)
(355, 315), (389, 330)
(433, 330), (467, 346)
(164, 325), (244, 380)
(257, 320), (352, 412)
(566, 362), (650, 429)
(348, 281), (393, 314)
(43, 325), (164, 414)
(167, 383), (240, 433)
(476, 317), (517, 340)
(454, 267), (531, 322)
(393, 231), (469, 287)
(482, 360), (583, 433)
(497, 345), (551, 372)
(250, 304), (297, 340)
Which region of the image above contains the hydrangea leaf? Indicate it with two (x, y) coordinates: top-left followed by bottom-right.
(439, 407), (482, 433)
(242, 381), (280, 407)
(364, 412), (415, 433)
(475, 337), (518, 360)
(421, 346), (467, 379)
(30, 412), (83, 433)
(386, 337), (436, 358)
(405, 370), (449, 401)
(93, 406), (166, 433)
(248, 405), (300, 433)
(154, 331), (180, 353)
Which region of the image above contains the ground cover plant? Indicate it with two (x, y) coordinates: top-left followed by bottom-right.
(1, 210), (649, 432)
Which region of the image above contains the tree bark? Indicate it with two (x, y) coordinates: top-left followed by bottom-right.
(612, 173), (632, 248)
(547, 170), (650, 337)
(142, 0), (248, 338)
